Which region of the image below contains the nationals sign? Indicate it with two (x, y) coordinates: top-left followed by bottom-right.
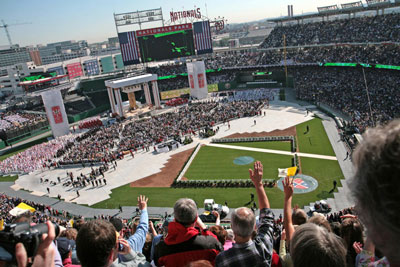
(52, 106), (63, 124)
(170, 8), (201, 23)
(136, 23), (192, 37)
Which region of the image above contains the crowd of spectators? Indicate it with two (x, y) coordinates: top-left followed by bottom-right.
(0, 111), (48, 138)
(0, 93), (270, 175)
(146, 45), (400, 85)
(261, 13), (400, 48)
(292, 66), (400, 132)
(0, 135), (75, 174)
(157, 71), (236, 92)
(78, 117), (102, 129)
(0, 193), (73, 226)
(2, 118), (399, 266)
(56, 125), (122, 165)
(119, 98), (266, 152)
(257, 44), (400, 66)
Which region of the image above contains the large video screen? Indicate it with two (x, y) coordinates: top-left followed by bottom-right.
(137, 29), (195, 63)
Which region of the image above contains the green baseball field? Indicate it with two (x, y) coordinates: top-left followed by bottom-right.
(92, 118), (344, 209)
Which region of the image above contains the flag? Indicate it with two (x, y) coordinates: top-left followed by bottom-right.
(278, 166), (297, 178)
(0, 219), (3, 231)
(193, 21), (213, 55)
(9, 203), (36, 216)
(118, 31), (140, 65)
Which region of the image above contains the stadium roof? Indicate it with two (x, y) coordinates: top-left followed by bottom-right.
(268, 0), (400, 22)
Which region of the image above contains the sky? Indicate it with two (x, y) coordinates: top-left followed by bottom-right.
(0, 0), (355, 47)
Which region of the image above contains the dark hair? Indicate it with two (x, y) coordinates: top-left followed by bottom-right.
(208, 225), (227, 245)
(73, 218), (86, 232)
(330, 222), (341, 237)
(76, 220), (116, 267)
(340, 218), (364, 267)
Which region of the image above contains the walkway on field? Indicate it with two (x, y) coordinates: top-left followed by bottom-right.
(207, 143), (338, 161)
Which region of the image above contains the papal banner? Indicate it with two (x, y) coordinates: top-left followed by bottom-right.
(41, 90), (70, 137)
(187, 61), (208, 100)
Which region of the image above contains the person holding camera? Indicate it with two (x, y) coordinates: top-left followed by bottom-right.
(0, 221), (58, 267)
(76, 219), (150, 267)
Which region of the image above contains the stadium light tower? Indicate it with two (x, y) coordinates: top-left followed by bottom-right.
(0, 20), (31, 46)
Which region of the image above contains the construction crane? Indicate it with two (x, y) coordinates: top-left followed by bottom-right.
(0, 20), (31, 46)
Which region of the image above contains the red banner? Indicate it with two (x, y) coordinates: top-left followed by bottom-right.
(189, 74), (194, 89)
(198, 73), (205, 88)
(136, 23), (192, 37)
(52, 106), (63, 124)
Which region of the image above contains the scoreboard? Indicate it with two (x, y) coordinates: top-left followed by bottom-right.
(137, 29), (195, 63)
(118, 22), (212, 65)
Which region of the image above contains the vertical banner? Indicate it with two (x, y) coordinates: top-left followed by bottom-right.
(41, 90), (70, 137)
(187, 61), (208, 99)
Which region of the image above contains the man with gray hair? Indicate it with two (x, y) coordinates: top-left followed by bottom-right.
(216, 161), (274, 267)
(349, 119), (400, 266)
(154, 198), (222, 266)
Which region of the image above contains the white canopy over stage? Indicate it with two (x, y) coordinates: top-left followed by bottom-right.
(105, 73), (161, 117)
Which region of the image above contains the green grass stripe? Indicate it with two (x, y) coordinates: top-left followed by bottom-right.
(296, 118), (335, 156)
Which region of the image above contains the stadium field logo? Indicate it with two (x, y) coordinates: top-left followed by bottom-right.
(277, 174), (319, 194)
(224, 83), (231, 89)
(233, 156), (255, 165)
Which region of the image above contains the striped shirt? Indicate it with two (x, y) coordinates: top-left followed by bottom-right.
(215, 208), (274, 267)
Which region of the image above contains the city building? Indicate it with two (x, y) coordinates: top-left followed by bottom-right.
(0, 45), (31, 68)
(0, 62), (43, 95)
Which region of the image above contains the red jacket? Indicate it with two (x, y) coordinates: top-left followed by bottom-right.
(154, 222), (223, 267)
(62, 257), (81, 267)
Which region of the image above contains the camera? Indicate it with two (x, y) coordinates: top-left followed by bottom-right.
(0, 222), (60, 262)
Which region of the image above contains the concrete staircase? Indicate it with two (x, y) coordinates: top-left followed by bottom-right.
(303, 177), (354, 214)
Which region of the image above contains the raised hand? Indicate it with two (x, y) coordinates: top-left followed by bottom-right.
(118, 238), (131, 255)
(211, 210), (220, 219)
(249, 161), (263, 186)
(353, 241), (363, 254)
(137, 195), (148, 210)
(282, 176), (294, 200)
(281, 229), (286, 241)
